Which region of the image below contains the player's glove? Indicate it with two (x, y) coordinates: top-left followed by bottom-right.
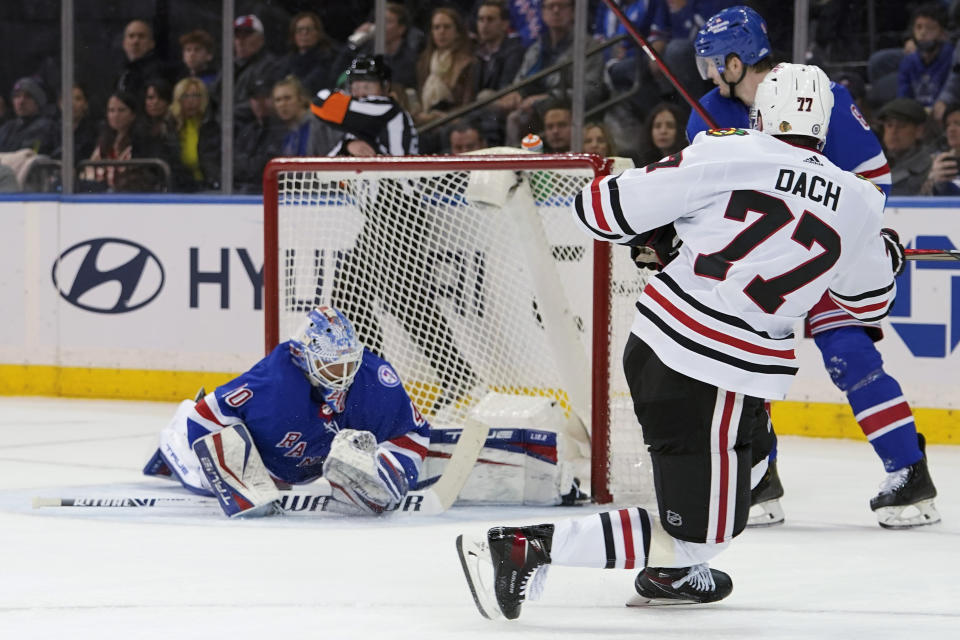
(880, 228), (906, 277)
(323, 429), (409, 515)
(629, 223), (682, 271)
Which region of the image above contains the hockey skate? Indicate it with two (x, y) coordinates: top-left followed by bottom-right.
(747, 459), (785, 527)
(456, 525), (554, 620)
(870, 433), (940, 529)
(627, 564), (733, 606)
(455, 534), (501, 619)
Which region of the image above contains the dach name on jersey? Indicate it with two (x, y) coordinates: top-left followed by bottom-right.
(774, 169), (841, 211)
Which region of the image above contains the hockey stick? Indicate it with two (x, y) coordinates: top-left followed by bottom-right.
(33, 416), (491, 516)
(904, 248), (960, 261)
(599, 0), (718, 128)
(33, 490), (424, 516)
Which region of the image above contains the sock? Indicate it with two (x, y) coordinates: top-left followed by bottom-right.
(550, 508), (728, 570)
(848, 376), (922, 472)
(814, 327), (922, 472)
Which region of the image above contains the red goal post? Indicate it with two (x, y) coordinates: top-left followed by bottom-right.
(262, 154), (652, 504)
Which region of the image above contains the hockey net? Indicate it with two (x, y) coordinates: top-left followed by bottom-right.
(263, 155), (653, 505)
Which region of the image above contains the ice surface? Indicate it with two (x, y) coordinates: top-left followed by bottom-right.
(1, 397), (958, 639)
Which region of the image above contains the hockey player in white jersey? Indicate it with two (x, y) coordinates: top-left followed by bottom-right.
(455, 64), (908, 618)
(689, 6), (937, 530)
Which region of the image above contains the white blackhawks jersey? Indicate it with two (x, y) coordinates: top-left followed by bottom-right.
(573, 128), (894, 399)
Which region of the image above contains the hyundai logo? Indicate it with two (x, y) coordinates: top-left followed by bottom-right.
(52, 238), (164, 313)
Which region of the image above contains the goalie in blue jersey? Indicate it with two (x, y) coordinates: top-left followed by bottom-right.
(143, 306), (431, 517)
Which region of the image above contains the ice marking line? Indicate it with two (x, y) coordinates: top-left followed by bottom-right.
(0, 432), (155, 450)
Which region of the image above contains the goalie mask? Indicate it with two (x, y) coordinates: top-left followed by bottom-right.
(751, 63), (834, 149)
(289, 306), (364, 390)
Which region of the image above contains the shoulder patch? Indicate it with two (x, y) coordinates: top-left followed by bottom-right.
(855, 173), (884, 194)
(378, 364), (400, 388)
(224, 385), (253, 407)
(705, 127), (748, 137)
(850, 103), (871, 131)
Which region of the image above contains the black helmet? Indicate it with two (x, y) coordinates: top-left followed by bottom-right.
(345, 54), (392, 85)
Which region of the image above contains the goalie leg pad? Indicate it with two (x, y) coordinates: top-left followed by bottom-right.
(153, 399), (211, 494)
(192, 424), (281, 518)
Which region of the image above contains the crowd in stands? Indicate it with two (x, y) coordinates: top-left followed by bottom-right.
(3, 0), (960, 195)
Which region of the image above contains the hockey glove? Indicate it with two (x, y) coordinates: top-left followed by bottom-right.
(323, 429), (409, 515)
(629, 223), (682, 271)
(881, 228), (906, 277)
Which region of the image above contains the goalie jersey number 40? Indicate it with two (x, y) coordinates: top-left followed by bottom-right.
(573, 129), (895, 400)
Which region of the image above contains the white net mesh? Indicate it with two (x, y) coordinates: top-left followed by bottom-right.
(270, 159), (654, 505)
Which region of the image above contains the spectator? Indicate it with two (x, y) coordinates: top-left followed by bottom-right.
(283, 12), (344, 95)
(273, 76), (316, 156)
(217, 15), (284, 125)
(505, 0), (545, 48)
(540, 100), (571, 152)
(115, 19), (175, 101)
(71, 84), (98, 160)
(592, 1), (669, 159)
(144, 78), (176, 140)
(897, 3), (952, 109)
(233, 78), (285, 194)
(922, 103), (960, 195)
(85, 91), (167, 192)
(474, 1), (524, 98)
(179, 29), (218, 88)
(582, 121), (615, 156)
(342, 3), (422, 93)
(638, 102), (687, 165)
(594, 0), (666, 91)
(497, 0), (605, 146)
(878, 97), (934, 195)
(0, 77), (58, 155)
(170, 77), (217, 190)
(652, 0), (727, 100)
(413, 7), (477, 127)
(448, 118), (486, 153)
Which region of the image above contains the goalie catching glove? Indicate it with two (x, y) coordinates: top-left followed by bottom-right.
(629, 223), (682, 270)
(323, 429), (410, 515)
(880, 227), (905, 277)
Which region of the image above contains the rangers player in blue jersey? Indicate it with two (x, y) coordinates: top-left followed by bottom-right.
(143, 306), (431, 517)
(684, 6), (938, 529)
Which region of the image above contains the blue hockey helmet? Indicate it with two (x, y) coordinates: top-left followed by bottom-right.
(694, 6), (771, 80)
(289, 306), (364, 390)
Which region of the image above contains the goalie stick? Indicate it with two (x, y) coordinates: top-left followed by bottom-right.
(34, 416), (491, 516)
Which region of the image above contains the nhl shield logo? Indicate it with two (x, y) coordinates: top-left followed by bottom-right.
(378, 364), (400, 387)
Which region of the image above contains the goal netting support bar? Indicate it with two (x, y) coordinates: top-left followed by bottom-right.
(263, 155), (653, 504)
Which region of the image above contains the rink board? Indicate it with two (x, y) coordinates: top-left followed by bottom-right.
(0, 195), (957, 442)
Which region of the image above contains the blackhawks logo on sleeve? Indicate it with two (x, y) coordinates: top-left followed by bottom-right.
(706, 128), (748, 137)
(854, 173), (884, 194)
